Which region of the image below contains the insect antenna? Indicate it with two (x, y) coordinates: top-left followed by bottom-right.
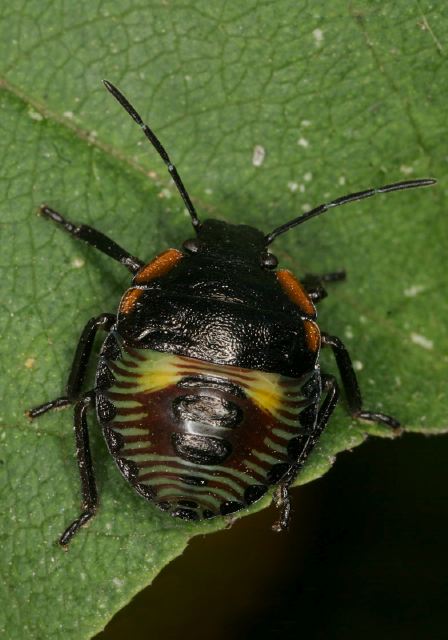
(265, 178), (436, 245)
(103, 80), (201, 231)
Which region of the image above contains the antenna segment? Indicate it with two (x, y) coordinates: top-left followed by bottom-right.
(103, 80), (201, 231)
(265, 178), (436, 245)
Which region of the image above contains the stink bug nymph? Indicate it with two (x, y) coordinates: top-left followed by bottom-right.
(28, 81), (436, 546)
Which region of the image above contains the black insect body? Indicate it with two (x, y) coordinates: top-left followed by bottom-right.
(28, 81), (436, 546)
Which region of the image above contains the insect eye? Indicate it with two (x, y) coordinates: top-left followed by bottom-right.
(183, 238), (200, 254)
(261, 252), (278, 269)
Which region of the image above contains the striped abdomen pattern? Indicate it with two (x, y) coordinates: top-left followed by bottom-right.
(96, 336), (321, 521)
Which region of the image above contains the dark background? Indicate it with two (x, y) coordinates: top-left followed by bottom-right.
(96, 432), (447, 640)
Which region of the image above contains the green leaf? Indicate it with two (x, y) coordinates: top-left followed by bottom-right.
(1, 2), (446, 638)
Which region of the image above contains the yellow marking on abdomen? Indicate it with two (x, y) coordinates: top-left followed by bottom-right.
(113, 347), (306, 423)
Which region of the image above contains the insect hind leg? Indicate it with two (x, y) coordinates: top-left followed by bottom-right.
(59, 392), (98, 547)
(272, 374), (340, 531)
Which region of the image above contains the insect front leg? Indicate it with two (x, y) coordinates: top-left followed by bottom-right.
(321, 333), (400, 429)
(27, 313), (115, 418)
(39, 205), (144, 273)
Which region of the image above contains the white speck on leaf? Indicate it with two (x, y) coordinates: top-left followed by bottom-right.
(252, 145), (266, 167)
(159, 188), (172, 199)
(298, 137), (310, 148)
(63, 111), (75, 119)
(313, 28), (324, 44)
(338, 176), (346, 186)
(410, 333), (433, 350)
(288, 181), (298, 192)
(404, 284), (425, 297)
(303, 172), (313, 182)
(113, 578), (124, 589)
(72, 257), (85, 269)
(301, 119), (312, 127)
(28, 108), (44, 122)
(345, 326), (354, 339)
(353, 360), (363, 371)
(400, 165), (414, 175)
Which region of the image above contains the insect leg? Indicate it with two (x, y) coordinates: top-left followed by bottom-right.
(302, 270), (346, 302)
(27, 313), (115, 418)
(272, 484), (291, 531)
(59, 391), (98, 546)
(272, 374), (339, 531)
(39, 205), (144, 273)
(321, 333), (400, 429)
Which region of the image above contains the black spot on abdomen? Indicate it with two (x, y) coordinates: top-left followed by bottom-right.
(172, 393), (242, 429)
(171, 433), (232, 465)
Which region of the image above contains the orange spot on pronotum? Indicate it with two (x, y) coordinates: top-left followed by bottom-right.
(120, 288), (144, 314)
(303, 320), (320, 352)
(276, 270), (315, 317)
(134, 248), (183, 284)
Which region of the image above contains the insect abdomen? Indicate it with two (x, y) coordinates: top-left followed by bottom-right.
(97, 339), (321, 521)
